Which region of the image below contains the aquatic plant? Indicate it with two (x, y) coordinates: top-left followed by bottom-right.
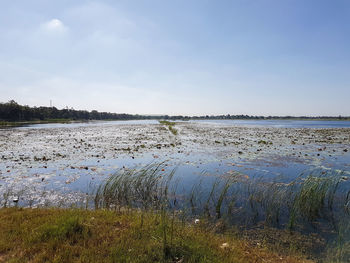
(1, 187), (12, 208)
(288, 171), (342, 230)
(94, 162), (175, 211)
(215, 180), (233, 219)
(94, 163), (350, 261)
(159, 120), (178, 135)
(159, 120), (176, 126)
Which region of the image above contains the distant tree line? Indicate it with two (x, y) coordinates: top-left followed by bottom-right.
(0, 100), (166, 122)
(0, 100), (348, 122)
(191, 114), (349, 120)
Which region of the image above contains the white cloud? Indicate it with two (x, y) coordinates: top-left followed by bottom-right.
(42, 19), (67, 33)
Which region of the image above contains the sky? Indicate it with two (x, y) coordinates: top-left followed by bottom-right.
(1, 0), (349, 116)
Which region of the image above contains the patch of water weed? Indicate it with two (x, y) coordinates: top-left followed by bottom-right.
(159, 120), (178, 135)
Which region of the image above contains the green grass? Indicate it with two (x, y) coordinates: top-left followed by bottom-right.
(0, 208), (310, 263)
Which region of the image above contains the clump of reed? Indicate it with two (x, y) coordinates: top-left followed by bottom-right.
(95, 162), (183, 260)
(95, 164), (349, 230)
(94, 163), (350, 261)
(288, 171), (342, 230)
(189, 178), (237, 220)
(159, 120), (178, 135)
(1, 187), (12, 208)
(94, 162), (175, 211)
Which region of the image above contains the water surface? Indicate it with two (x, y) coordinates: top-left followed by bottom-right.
(192, 119), (350, 128)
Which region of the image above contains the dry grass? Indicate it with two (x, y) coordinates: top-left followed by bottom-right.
(0, 208), (312, 263)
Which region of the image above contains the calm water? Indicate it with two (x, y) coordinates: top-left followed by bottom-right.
(14, 119), (159, 129)
(11, 119), (350, 129)
(192, 119), (350, 128)
(1, 120), (349, 207)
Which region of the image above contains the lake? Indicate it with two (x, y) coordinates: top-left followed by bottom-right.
(0, 119), (349, 245)
(9, 119), (350, 130)
(1, 119), (349, 206)
(192, 119), (350, 128)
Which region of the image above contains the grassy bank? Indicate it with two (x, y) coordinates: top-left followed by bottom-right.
(0, 208), (310, 263)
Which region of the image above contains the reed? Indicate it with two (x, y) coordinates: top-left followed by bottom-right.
(95, 162), (175, 211)
(288, 171), (342, 230)
(159, 120), (178, 135)
(94, 163), (350, 261)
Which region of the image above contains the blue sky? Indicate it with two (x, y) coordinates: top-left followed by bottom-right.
(1, 0), (349, 116)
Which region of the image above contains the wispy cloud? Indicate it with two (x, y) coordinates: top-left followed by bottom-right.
(42, 19), (68, 34)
